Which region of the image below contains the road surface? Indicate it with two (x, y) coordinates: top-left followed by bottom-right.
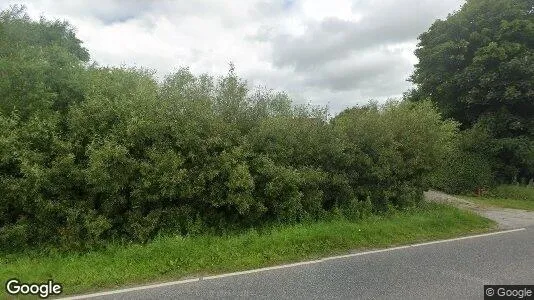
(66, 226), (534, 300)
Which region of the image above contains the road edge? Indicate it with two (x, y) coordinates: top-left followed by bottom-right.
(60, 227), (526, 300)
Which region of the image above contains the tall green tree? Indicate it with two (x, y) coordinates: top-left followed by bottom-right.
(0, 5), (89, 117)
(410, 0), (534, 182)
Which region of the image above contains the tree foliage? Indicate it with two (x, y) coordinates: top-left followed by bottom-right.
(410, 0), (534, 182)
(1, 6), (458, 251)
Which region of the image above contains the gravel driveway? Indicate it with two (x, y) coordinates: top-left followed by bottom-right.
(425, 190), (534, 229)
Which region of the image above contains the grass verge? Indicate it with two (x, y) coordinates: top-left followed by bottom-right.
(463, 196), (534, 211)
(0, 203), (494, 297)
(462, 185), (534, 211)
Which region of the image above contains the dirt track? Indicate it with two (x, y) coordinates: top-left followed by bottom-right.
(425, 190), (534, 229)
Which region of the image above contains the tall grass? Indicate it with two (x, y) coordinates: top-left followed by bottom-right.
(490, 185), (534, 202)
(0, 203), (494, 297)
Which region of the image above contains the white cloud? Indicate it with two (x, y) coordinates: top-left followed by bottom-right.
(3, 0), (465, 113)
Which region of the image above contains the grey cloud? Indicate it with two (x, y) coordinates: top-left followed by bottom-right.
(253, 1), (288, 17)
(85, 1), (153, 24)
(246, 48), (414, 114)
(30, 0), (155, 24)
(269, 0), (464, 70)
(22, 0), (235, 26)
(303, 52), (412, 92)
(252, 0), (299, 18)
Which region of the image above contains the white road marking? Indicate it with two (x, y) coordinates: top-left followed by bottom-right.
(59, 227), (526, 299)
(409, 228), (525, 247)
(60, 278), (200, 300)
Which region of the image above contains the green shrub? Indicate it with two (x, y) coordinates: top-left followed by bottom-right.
(431, 125), (496, 194)
(431, 150), (495, 194)
(332, 101), (458, 210)
(0, 7), (464, 252)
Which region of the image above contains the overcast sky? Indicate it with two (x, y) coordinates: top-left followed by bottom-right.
(5, 0), (465, 113)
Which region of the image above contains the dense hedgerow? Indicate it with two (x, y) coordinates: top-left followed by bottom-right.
(0, 6), (458, 251)
(430, 124), (496, 194)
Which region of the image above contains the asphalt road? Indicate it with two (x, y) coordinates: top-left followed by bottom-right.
(70, 226), (534, 300)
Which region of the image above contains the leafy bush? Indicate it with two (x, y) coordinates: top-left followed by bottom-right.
(431, 126), (496, 194)
(333, 101), (458, 210)
(431, 150), (495, 195)
(0, 6), (461, 252)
